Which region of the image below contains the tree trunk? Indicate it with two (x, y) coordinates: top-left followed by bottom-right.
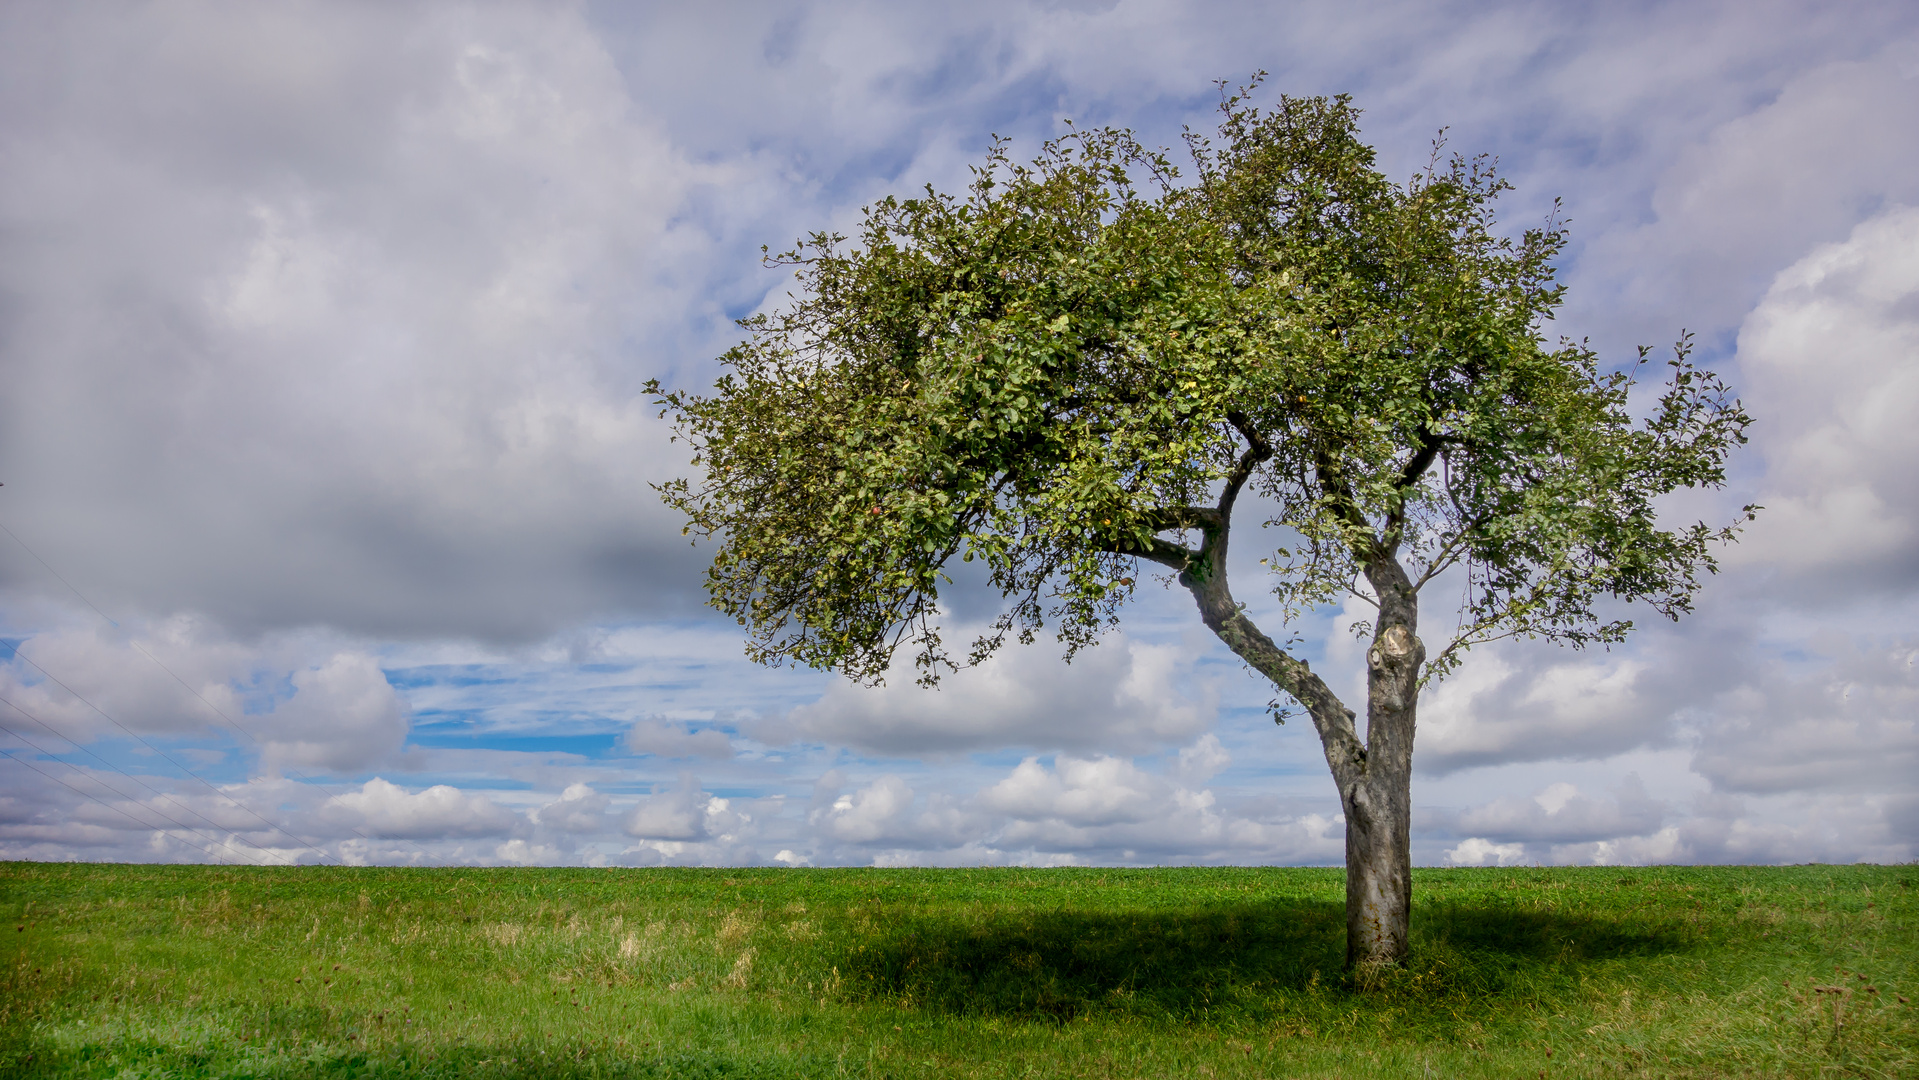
(1343, 780), (1410, 969)
(1346, 560), (1424, 970)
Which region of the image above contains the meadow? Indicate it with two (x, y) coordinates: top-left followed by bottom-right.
(1, 861), (1912, 1078)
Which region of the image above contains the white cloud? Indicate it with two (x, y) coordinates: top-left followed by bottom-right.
(0, 617), (249, 744)
(1571, 49), (1919, 346)
(0, 618), (412, 775)
(810, 774), (976, 847)
(981, 756), (1162, 827)
(624, 773), (744, 842)
(0, 2), (716, 641)
(1415, 650), (1668, 773)
(494, 838), (570, 866)
(1441, 776), (1666, 845)
(532, 782), (609, 834)
(1691, 638), (1919, 795)
(1174, 733), (1232, 785)
(779, 633), (1215, 754)
(324, 777), (518, 839)
(1, 1), (1915, 870)
(1444, 838), (1527, 867)
(970, 751), (1345, 865)
(625, 719), (733, 760)
(813, 775), (917, 843)
(1730, 206), (1919, 593)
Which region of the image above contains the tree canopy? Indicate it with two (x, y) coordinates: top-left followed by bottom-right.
(652, 89), (1751, 693)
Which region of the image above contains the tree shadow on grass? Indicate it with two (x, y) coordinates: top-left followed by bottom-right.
(836, 898), (1696, 1023)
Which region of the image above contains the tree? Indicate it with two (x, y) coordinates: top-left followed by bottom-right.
(649, 84), (1753, 970)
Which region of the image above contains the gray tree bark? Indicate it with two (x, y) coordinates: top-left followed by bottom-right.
(1343, 558), (1423, 970)
(1162, 499), (1423, 970)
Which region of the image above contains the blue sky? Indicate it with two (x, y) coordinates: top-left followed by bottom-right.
(1, 0), (1915, 868)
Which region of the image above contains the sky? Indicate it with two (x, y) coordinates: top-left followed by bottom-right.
(1, 0), (1915, 870)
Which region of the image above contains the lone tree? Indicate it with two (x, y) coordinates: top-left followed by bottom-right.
(651, 85), (1752, 969)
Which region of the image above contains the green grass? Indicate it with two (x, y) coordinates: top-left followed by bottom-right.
(2, 863), (1913, 1078)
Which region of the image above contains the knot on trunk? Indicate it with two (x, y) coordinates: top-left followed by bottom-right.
(1344, 780), (1376, 831)
(1367, 625), (1423, 672)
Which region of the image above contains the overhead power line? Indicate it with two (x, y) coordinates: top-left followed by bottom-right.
(0, 746), (248, 865)
(1, 649), (340, 863)
(0, 696), (296, 865)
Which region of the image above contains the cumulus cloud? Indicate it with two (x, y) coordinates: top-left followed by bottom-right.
(1571, 792), (1911, 867)
(1571, 48), (1919, 347)
(777, 633), (1215, 755)
(981, 756), (1163, 827)
(0, 617), (250, 744)
(1415, 650), (1669, 773)
(1435, 777), (1666, 846)
(809, 773), (976, 847)
(624, 773), (744, 843)
(0, 618), (411, 775)
(258, 653), (409, 771)
(1731, 206), (1919, 594)
(532, 782), (609, 834)
(0, 2), (714, 642)
(323, 777), (519, 839)
(972, 748), (1344, 865)
(1443, 838), (1527, 867)
(1, 2), (1915, 869)
(1174, 733), (1232, 785)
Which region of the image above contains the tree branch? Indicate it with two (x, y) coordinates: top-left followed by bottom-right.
(1099, 533), (1200, 572)
(1381, 430), (1449, 547)
(1219, 410), (1274, 520)
(1395, 433), (1446, 493)
(1181, 564), (1368, 789)
(1410, 514), (1489, 590)
(1314, 448), (1384, 560)
(1140, 506), (1222, 533)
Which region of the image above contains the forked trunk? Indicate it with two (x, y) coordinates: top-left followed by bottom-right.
(1174, 507), (1424, 974)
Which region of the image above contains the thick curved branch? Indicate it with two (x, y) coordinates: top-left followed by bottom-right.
(1099, 533), (1199, 572)
(1183, 561), (1367, 790)
(1395, 429), (1458, 492)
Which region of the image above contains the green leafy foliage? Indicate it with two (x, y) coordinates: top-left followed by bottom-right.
(650, 80), (1752, 692)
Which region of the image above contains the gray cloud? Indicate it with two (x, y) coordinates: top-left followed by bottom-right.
(623, 773), (747, 844)
(0, 2), (715, 641)
(0, 617), (413, 774)
(1433, 776), (1667, 846)
(1691, 638), (1919, 795)
(532, 782), (611, 835)
(625, 719), (734, 760)
(1406, 622), (1740, 775)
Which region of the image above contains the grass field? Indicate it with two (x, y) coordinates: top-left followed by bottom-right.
(1, 862), (1913, 1078)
